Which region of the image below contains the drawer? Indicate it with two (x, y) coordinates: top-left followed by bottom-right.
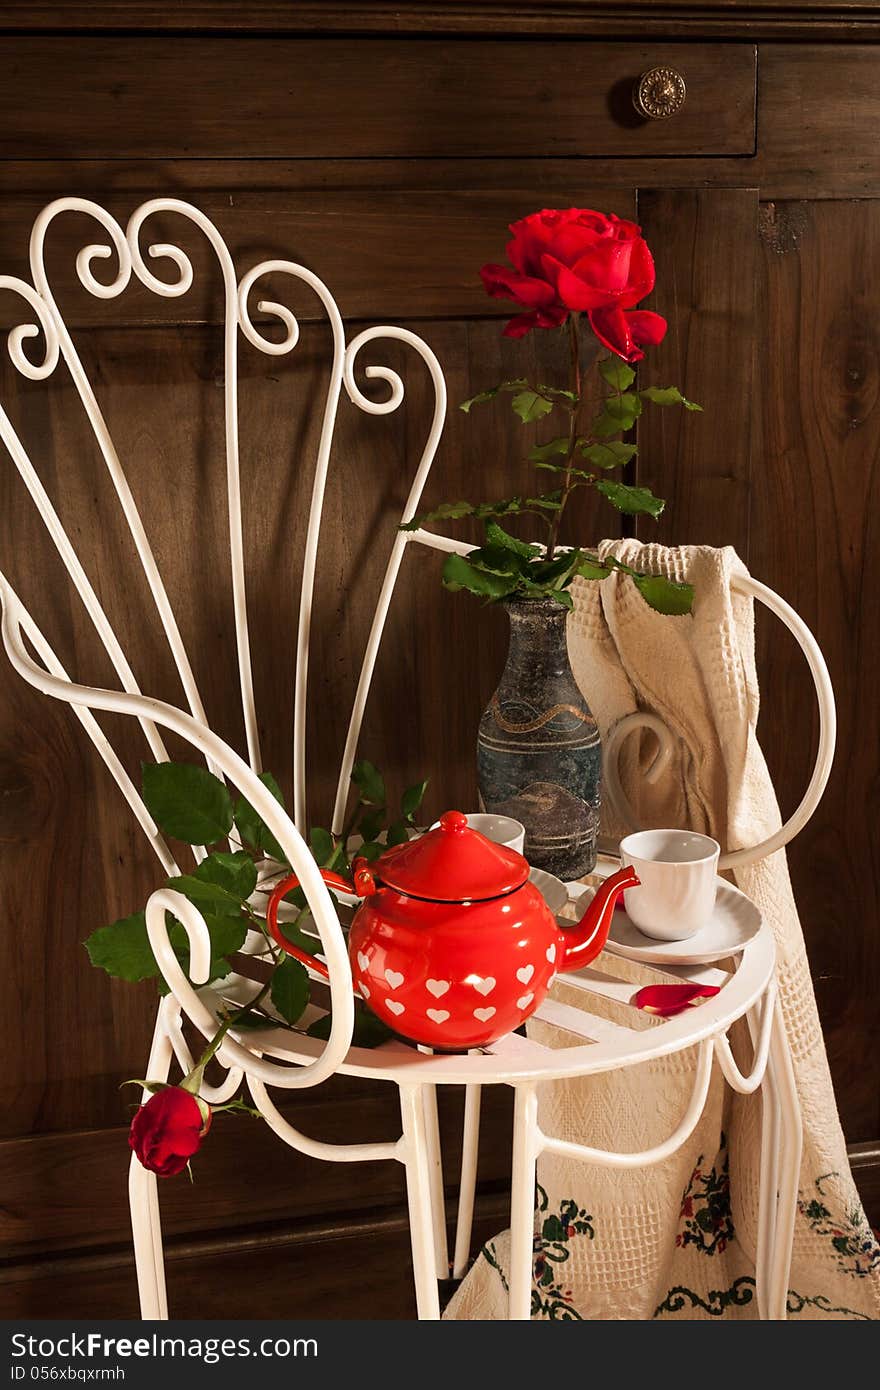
(2, 37), (756, 159)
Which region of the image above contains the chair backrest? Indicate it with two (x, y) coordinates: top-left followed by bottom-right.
(0, 196), (450, 1083)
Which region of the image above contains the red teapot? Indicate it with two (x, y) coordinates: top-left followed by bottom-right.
(266, 810), (639, 1049)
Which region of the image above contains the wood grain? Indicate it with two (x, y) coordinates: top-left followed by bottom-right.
(0, 188), (630, 329)
(634, 187), (758, 552)
(751, 201), (880, 1144)
(0, 38), (756, 160)
(0, 2), (877, 42)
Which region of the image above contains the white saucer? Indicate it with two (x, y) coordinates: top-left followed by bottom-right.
(603, 880), (762, 966)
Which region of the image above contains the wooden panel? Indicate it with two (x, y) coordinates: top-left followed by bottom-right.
(751, 200), (880, 1144)
(634, 187), (758, 551)
(0, 1195), (510, 1319)
(0, 2), (876, 42)
(0, 38), (756, 160)
(0, 188), (629, 328)
(0, 1085), (513, 1261)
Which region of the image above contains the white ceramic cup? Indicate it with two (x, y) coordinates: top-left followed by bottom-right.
(619, 828), (720, 941)
(431, 812), (526, 855)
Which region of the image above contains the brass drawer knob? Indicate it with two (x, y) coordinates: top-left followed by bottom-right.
(633, 67), (687, 120)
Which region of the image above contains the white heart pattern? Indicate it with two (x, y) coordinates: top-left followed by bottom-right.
(385, 969), (405, 990)
(386, 999), (405, 1016)
(546, 944), (557, 964)
(516, 964), (534, 985)
(472, 976), (496, 996)
(425, 979), (451, 999)
(516, 992), (534, 1011)
(426, 1009), (450, 1025)
(473, 1006), (496, 1023)
(356, 951), (370, 973)
(360, 983), (371, 1000)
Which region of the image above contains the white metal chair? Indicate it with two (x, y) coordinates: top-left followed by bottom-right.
(0, 198), (834, 1321)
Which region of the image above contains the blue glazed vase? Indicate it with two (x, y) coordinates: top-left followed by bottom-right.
(477, 596), (601, 879)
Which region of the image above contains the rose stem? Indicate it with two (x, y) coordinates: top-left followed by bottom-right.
(545, 312), (582, 561)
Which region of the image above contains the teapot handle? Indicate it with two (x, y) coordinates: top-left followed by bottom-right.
(266, 864), (370, 978)
(602, 573), (836, 871)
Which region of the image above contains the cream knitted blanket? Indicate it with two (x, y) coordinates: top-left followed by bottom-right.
(445, 541), (880, 1321)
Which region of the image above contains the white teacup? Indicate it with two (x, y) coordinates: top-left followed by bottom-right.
(619, 829), (720, 941)
(431, 812), (525, 855)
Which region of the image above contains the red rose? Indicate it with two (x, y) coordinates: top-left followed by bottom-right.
(129, 1086), (211, 1178)
(479, 207), (667, 361)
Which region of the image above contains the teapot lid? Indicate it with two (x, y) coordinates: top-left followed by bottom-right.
(376, 810), (529, 903)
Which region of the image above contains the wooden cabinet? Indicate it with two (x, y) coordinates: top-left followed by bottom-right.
(0, 2), (877, 1317)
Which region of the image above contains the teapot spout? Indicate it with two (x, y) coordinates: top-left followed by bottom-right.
(560, 865), (641, 971)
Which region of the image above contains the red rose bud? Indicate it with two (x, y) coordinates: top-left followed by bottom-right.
(479, 207), (667, 359)
(129, 1085), (212, 1178)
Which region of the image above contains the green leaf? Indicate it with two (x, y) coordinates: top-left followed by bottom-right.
(598, 358), (636, 391)
(309, 826), (335, 866)
(632, 573), (695, 616)
(85, 906), (246, 989)
(385, 820), (411, 847)
(536, 384), (578, 404)
(357, 808), (385, 842)
(467, 544), (531, 578)
(270, 956), (310, 1025)
(401, 779), (428, 821)
(85, 911), (157, 983)
(307, 1002), (394, 1049)
(580, 441), (638, 470)
(358, 840), (385, 863)
(595, 480), (665, 518)
(530, 550), (580, 587)
(525, 492), (563, 511)
(234, 771), (288, 863)
(528, 436), (571, 464)
(640, 385), (702, 411)
(165, 873), (247, 913)
(574, 556), (613, 581)
(141, 762), (233, 845)
(187, 850), (256, 904)
(200, 912), (248, 967)
(352, 759), (386, 808)
(399, 499), (479, 531)
(544, 587), (574, 609)
(459, 379), (527, 413)
(441, 551), (518, 599)
(483, 521), (541, 559)
(592, 392), (642, 438)
(511, 390), (554, 424)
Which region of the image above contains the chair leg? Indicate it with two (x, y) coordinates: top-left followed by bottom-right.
(399, 1084), (441, 1320)
(452, 1082), (482, 1279)
(420, 1082), (450, 1279)
(765, 1002), (802, 1320)
(508, 1084), (538, 1321)
(129, 1155), (164, 1319)
(752, 994), (780, 1320)
(129, 1001), (173, 1320)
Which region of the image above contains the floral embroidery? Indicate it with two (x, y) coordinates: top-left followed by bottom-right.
(654, 1275), (756, 1317)
(655, 1277), (872, 1321)
(675, 1133), (734, 1256)
(480, 1187), (593, 1319)
(530, 1185), (593, 1319)
(798, 1173), (880, 1277)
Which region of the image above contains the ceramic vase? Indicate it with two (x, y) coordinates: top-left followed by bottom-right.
(477, 596), (601, 879)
